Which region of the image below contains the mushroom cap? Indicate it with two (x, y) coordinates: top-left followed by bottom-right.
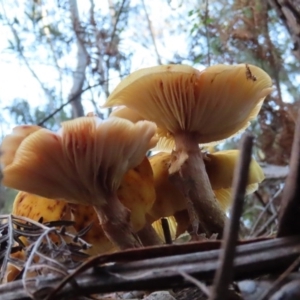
(1, 125), (41, 167)
(104, 64), (273, 144)
(205, 150), (264, 189)
(117, 156), (156, 231)
(200, 149), (264, 210)
(109, 106), (144, 123)
(148, 152), (187, 220)
(1, 117), (157, 206)
(12, 191), (69, 223)
(148, 150), (264, 219)
(11, 158), (156, 253)
(12, 192), (115, 254)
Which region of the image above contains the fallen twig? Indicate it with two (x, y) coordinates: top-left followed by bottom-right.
(161, 218), (172, 245)
(178, 270), (210, 297)
(210, 134), (254, 300)
(258, 254), (300, 300)
(277, 109), (300, 236)
(0, 236), (288, 299)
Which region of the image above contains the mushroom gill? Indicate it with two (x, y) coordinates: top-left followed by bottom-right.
(1, 116), (158, 249)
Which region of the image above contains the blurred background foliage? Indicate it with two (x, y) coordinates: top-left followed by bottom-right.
(0, 0), (299, 237)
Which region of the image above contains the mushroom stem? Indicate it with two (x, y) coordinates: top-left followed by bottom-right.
(169, 132), (227, 238)
(137, 222), (163, 246)
(94, 194), (142, 250)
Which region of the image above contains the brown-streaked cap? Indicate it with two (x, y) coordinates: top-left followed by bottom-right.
(103, 64), (273, 144)
(205, 150), (264, 189)
(9, 192), (115, 281)
(148, 150), (264, 218)
(205, 149), (265, 210)
(12, 191), (69, 223)
(1, 117), (157, 207)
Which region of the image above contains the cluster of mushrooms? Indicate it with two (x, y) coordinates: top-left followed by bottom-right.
(0, 64), (273, 276)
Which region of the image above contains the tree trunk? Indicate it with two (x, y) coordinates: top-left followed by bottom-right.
(68, 0), (88, 118)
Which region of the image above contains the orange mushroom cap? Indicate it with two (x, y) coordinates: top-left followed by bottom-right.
(103, 64), (273, 144)
(1, 117), (157, 207)
(1, 125), (42, 167)
(109, 106), (144, 123)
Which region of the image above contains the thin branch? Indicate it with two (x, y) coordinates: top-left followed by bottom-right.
(277, 109), (300, 237)
(178, 270), (211, 297)
(68, 0), (89, 118)
(1, 236), (297, 300)
(37, 83), (101, 126)
(210, 134), (254, 300)
(250, 187), (282, 236)
(105, 0), (128, 99)
(0, 215), (13, 283)
(203, 0), (211, 66)
(258, 255), (300, 300)
(253, 213), (278, 237)
(254, 191), (273, 216)
(107, 0), (127, 51)
(40, 3), (64, 105)
(141, 0), (162, 65)
(90, 0), (109, 99)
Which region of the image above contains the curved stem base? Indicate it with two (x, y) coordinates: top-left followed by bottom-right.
(94, 194), (142, 250)
(137, 222), (163, 246)
(169, 133), (227, 238)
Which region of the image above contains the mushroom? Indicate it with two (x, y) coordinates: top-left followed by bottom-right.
(12, 191), (115, 255)
(5, 191), (114, 282)
(11, 163), (162, 256)
(1, 116), (157, 249)
(1, 125), (42, 167)
(103, 63), (273, 237)
(148, 150), (265, 235)
(204, 149), (264, 210)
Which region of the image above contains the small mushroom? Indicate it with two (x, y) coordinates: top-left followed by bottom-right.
(1, 116), (157, 249)
(204, 149), (265, 210)
(12, 191), (115, 255)
(148, 150), (265, 235)
(5, 191), (114, 282)
(103, 63), (272, 236)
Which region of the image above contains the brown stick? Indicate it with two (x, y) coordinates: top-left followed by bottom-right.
(169, 133), (226, 238)
(210, 133), (254, 300)
(20, 236), (300, 300)
(94, 193), (142, 250)
(161, 218), (173, 244)
(258, 255), (300, 300)
(277, 109), (300, 237)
